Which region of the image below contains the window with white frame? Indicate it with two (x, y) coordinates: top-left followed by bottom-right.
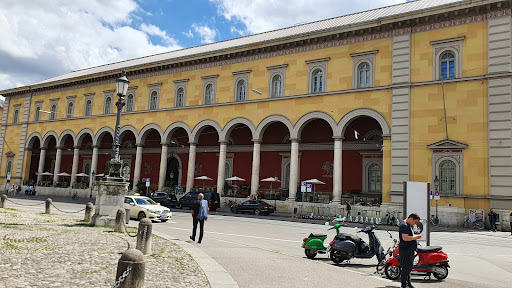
(267, 64), (287, 98)
(306, 58), (329, 93)
(429, 139), (467, 196)
(66, 96), (75, 118)
(50, 104), (57, 120)
(84, 93), (94, 116)
(233, 70), (251, 102)
(34, 102), (42, 121)
(173, 79), (188, 108)
(202, 75), (218, 105)
(126, 94), (134, 112)
(6, 160), (12, 176)
(104, 96), (112, 114)
(431, 36), (464, 80)
(176, 88), (184, 107)
(12, 105), (20, 123)
(351, 50), (377, 88)
(149, 91), (158, 110)
(147, 83), (161, 110)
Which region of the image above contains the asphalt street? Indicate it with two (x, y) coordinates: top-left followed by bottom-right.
(4, 196), (512, 288)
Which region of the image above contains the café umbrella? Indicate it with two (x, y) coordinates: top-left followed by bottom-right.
(225, 176), (245, 195)
(261, 177), (281, 209)
(303, 178), (326, 202)
(195, 175), (213, 191)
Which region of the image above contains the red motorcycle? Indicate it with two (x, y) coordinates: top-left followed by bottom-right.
(384, 244), (449, 281)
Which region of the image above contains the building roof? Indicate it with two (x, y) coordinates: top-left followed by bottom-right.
(1, 0), (471, 93)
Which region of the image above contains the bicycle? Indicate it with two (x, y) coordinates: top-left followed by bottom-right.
(71, 191), (79, 200)
(463, 215), (484, 230)
(430, 214), (440, 227)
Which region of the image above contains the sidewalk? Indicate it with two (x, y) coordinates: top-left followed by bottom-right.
(0, 205), (210, 287)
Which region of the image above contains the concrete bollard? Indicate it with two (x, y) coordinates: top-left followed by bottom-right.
(114, 249), (145, 288)
(45, 198), (52, 214)
(136, 218), (152, 255)
(1, 194), (7, 208)
(84, 202), (94, 222)
(114, 208), (126, 232)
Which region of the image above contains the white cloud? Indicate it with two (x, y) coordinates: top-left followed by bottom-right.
(192, 24), (217, 44)
(210, 0), (406, 34)
(230, 26), (245, 37)
(0, 0), (182, 91)
(183, 30), (194, 39)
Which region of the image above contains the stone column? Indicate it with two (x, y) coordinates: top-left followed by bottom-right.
(250, 140), (261, 196)
(70, 146), (80, 186)
(288, 138), (300, 201)
(92, 181), (130, 226)
(216, 142), (227, 195)
(158, 144), (168, 191)
(89, 146), (98, 189)
(332, 137), (343, 204)
(185, 142), (197, 193)
(133, 144), (143, 191)
(53, 147), (62, 184)
(36, 148), (47, 183)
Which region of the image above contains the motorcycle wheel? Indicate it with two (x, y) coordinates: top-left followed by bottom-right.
(329, 249), (346, 264)
(475, 221), (484, 230)
(432, 265), (449, 280)
(384, 263), (401, 280)
(304, 249), (317, 259)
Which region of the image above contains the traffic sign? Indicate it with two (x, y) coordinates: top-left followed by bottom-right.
(146, 178), (150, 187)
(301, 181), (306, 192)
(434, 190), (440, 200)
(306, 183), (312, 192)
(429, 190), (433, 200)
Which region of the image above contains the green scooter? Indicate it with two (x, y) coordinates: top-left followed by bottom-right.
(302, 221), (342, 259)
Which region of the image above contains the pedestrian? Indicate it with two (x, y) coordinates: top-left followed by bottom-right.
(509, 211), (512, 236)
(16, 185), (21, 195)
(488, 208), (498, 232)
(346, 201), (351, 217)
(190, 193), (208, 244)
(399, 213), (422, 288)
(9, 186), (14, 195)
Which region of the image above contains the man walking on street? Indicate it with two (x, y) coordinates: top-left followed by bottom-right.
(488, 209), (498, 232)
(399, 213), (422, 288)
(190, 193), (208, 244)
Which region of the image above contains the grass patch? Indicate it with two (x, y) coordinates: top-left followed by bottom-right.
(1, 225), (18, 228)
(2, 241), (20, 250)
(149, 247), (166, 258)
(2, 208), (18, 211)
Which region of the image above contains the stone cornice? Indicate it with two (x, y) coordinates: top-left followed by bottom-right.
(2, 4), (510, 97)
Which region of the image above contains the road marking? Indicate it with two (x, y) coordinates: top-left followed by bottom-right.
(164, 226), (302, 243)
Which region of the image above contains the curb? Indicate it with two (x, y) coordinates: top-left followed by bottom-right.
(153, 231), (239, 288)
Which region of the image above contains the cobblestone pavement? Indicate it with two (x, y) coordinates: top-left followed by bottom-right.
(0, 207), (210, 288)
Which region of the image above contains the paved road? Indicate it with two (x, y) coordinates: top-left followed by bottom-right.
(5, 196), (512, 288)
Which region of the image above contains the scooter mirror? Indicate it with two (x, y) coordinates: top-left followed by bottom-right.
(324, 222), (329, 226)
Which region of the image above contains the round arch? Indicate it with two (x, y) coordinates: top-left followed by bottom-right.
(163, 122), (192, 144)
(76, 128), (95, 147)
(137, 123), (164, 145)
(58, 130), (77, 147)
(119, 125), (139, 141)
(93, 126), (115, 146)
(254, 115), (294, 142)
(191, 120), (222, 143)
(291, 111), (337, 139)
(26, 132), (43, 149)
(338, 108), (391, 137)
(220, 117), (257, 143)
(42, 131), (59, 148)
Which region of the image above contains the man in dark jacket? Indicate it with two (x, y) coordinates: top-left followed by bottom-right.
(399, 213), (422, 288)
(488, 209), (498, 232)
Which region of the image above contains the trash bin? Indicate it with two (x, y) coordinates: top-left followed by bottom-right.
(124, 208), (130, 224)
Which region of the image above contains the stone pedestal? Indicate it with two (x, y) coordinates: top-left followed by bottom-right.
(92, 181), (130, 227)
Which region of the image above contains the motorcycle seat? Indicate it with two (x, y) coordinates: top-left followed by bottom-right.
(417, 246), (442, 253)
(309, 233), (327, 238)
(335, 233), (362, 243)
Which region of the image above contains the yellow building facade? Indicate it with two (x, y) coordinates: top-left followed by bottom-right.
(1, 0), (511, 225)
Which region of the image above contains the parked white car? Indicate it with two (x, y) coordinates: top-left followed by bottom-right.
(124, 195), (172, 222)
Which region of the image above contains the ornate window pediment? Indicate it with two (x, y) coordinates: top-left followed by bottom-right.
(428, 139), (468, 150)
(5, 151), (15, 157)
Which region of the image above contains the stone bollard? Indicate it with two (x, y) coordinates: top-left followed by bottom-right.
(45, 198), (52, 214)
(136, 218), (152, 255)
(114, 208), (126, 232)
(1, 194), (7, 208)
(84, 202), (94, 222)
(114, 249), (145, 288)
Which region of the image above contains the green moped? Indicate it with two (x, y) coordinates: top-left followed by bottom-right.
(302, 222), (342, 259)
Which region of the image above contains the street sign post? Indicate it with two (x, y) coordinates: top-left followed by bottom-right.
(146, 178), (150, 195)
(301, 181), (306, 202)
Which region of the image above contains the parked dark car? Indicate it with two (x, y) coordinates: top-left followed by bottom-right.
(230, 200), (275, 216)
(150, 192), (178, 208)
(176, 191), (220, 211)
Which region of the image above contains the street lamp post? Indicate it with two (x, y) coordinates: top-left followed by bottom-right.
(107, 71), (130, 180)
(90, 171), (95, 199)
(433, 176), (440, 226)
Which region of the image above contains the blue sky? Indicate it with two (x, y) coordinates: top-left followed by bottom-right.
(0, 0), (412, 93)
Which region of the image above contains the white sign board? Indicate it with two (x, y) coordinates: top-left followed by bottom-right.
(306, 184), (312, 192)
(301, 181), (306, 192)
(146, 178), (150, 187)
(404, 181), (429, 243)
